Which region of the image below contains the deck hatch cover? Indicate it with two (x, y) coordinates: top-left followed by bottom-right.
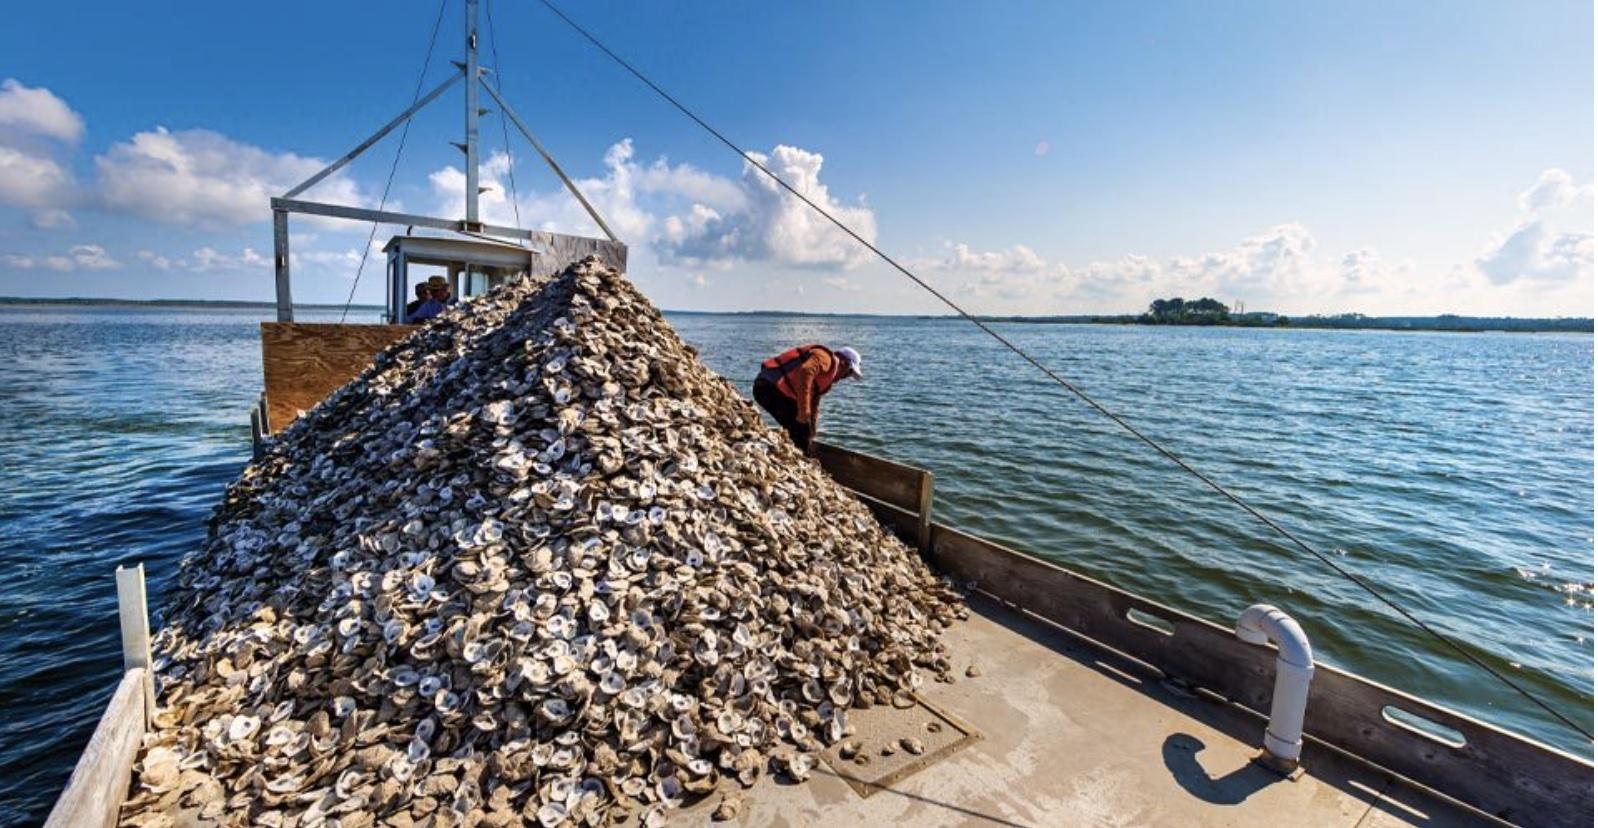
(820, 694), (980, 798)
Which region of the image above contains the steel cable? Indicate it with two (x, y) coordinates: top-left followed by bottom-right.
(533, 0), (1592, 742)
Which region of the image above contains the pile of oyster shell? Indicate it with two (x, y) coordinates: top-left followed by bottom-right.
(121, 258), (966, 827)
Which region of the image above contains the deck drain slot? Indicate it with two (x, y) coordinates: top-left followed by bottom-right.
(1126, 607), (1176, 635)
(1382, 705), (1467, 748)
(820, 695), (980, 798)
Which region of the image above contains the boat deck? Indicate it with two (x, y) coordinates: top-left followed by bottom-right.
(681, 593), (1492, 827)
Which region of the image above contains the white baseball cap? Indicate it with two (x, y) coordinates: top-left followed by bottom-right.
(835, 346), (862, 379)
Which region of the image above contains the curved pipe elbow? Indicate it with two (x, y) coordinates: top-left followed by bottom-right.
(1237, 604), (1314, 670)
(1236, 604), (1315, 767)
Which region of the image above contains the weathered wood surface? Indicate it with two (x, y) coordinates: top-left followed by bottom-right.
(812, 442), (928, 515)
(813, 441), (933, 552)
(44, 668), (147, 828)
(260, 322), (413, 434)
(527, 232), (627, 278)
(927, 523), (1594, 827)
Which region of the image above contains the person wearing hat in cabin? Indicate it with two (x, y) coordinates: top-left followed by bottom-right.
(430, 275), (458, 307)
(403, 281), (430, 322)
(752, 344), (862, 454)
(406, 276), (455, 323)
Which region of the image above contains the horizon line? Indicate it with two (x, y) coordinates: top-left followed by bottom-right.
(0, 295), (1593, 323)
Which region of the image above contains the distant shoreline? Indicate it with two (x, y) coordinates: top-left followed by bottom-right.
(2, 296), (1590, 333)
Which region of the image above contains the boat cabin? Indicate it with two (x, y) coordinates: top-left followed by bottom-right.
(255, 226), (625, 441)
(381, 234), (533, 323)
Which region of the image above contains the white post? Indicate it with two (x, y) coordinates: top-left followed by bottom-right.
(115, 564), (156, 725)
(1236, 603), (1314, 773)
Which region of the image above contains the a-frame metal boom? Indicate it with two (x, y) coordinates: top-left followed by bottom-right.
(270, 0), (621, 321)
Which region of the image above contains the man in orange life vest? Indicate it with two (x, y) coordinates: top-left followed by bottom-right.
(751, 344), (863, 453)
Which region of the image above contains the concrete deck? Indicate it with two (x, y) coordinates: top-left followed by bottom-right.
(677, 594), (1496, 828)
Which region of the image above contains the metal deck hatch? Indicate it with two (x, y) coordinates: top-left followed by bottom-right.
(820, 695), (980, 798)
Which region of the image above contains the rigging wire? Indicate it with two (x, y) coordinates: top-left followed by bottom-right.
(532, 0), (1592, 742)
(485, 0), (523, 230)
(339, 0), (450, 323)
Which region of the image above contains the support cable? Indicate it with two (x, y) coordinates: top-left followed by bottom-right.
(340, 0), (450, 323)
(533, 0), (1592, 742)
(486, 0), (523, 230)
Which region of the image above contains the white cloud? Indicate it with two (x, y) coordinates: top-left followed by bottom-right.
(96, 127), (366, 228)
(0, 79), (84, 144)
(431, 140), (877, 271)
(0, 144), (72, 208)
(139, 245), (321, 273)
(925, 242), (1050, 274)
(1338, 249), (1411, 294)
(1475, 168), (1593, 286)
(1166, 223), (1317, 298)
(0, 80), (82, 226)
(664, 144), (876, 269)
(1517, 168), (1590, 214)
(2, 243), (119, 272)
(822, 275), (862, 292)
(930, 224), (1398, 312)
(30, 207), (74, 229)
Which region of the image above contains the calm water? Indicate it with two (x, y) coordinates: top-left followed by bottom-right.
(0, 306), (1591, 823)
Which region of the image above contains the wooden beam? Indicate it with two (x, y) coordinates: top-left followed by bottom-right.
(43, 668), (147, 828)
(812, 441), (929, 514)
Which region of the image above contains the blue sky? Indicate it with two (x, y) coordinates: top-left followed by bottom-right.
(0, 0), (1591, 316)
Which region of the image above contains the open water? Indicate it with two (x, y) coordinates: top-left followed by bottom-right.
(0, 305), (1591, 823)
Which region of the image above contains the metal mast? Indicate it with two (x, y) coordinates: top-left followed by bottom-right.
(464, 0), (481, 225)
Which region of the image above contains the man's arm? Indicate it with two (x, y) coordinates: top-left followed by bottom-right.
(790, 352), (825, 424)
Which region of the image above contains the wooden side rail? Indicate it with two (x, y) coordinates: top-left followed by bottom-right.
(44, 669), (148, 828)
(927, 523), (1594, 828)
(812, 441), (933, 552)
(46, 564), (154, 828)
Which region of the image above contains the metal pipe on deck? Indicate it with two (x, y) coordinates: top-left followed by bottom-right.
(1236, 603), (1314, 770)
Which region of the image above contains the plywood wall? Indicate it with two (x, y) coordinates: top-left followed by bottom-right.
(260, 322), (413, 434)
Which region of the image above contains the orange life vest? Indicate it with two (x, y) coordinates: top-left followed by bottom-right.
(759, 344), (839, 401)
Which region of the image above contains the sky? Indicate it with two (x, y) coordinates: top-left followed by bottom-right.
(0, 0), (1592, 317)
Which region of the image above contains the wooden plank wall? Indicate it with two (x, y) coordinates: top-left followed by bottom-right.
(813, 441), (933, 552)
(44, 668), (147, 828)
(927, 523), (1594, 828)
(260, 322), (413, 434)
